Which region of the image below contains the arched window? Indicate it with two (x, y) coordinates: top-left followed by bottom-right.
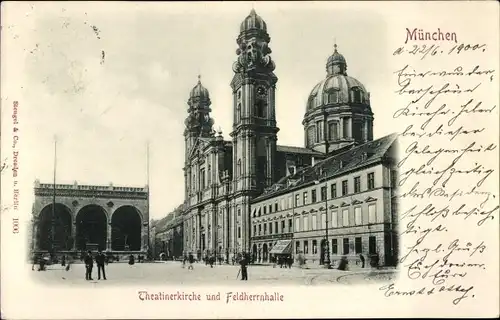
(307, 97), (315, 110)
(207, 165), (211, 186)
(236, 103), (241, 122)
(328, 122), (339, 141)
(237, 159), (242, 177)
(307, 126), (316, 145)
(352, 88), (362, 103)
(315, 121), (323, 142)
(325, 91), (338, 104)
(256, 100), (266, 118)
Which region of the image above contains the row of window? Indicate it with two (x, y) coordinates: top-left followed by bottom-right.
(306, 119), (373, 145)
(254, 172), (375, 217)
(294, 236), (378, 256)
(253, 203), (379, 236)
(189, 165), (212, 192)
(235, 100), (267, 122)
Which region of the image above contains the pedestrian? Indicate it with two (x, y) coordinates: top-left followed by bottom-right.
(65, 257), (71, 271)
(239, 253), (248, 281)
(32, 253), (37, 271)
(188, 253), (194, 270)
(96, 250), (107, 280)
(128, 254), (135, 265)
(338, 256), (349, 271)
(359, 254), (365, 268)
(182, 255), (187, 268)
(84, 250), (94, 280)
(61, 255), (66, 267)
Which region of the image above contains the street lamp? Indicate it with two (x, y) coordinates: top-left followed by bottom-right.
(314, 168), (331, 269)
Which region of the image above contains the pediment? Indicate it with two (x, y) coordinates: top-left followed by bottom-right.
(187, 138), (201, 160)
(352, 199), (363, 205)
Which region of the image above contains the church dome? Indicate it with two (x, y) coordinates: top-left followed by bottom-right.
(189, 75), (210, 102)
(302, 44), (374, 154)
(240, 9), (267, 33)
(305, 44), (370, 113)
(306, 74), (369, 111)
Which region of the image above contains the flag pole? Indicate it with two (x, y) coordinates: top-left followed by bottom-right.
(51, 136), (57, 254)
(146, 140), (150, 256)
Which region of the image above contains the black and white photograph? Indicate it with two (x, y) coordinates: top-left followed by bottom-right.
(25, 4), (399, 287)
(1, 1), (498, 319)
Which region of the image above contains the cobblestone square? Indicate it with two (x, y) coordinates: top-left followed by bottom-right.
(30, 261), (397, 286)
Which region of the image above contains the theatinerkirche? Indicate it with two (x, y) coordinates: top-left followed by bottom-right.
(166, 9), (398, 265)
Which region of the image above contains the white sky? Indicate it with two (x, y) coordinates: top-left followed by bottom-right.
(12, 2), (393, 220)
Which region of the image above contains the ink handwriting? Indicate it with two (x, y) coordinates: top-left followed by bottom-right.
(383, 31), (498, 306)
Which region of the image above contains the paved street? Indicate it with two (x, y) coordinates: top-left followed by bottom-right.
(29, 261), (397, 286)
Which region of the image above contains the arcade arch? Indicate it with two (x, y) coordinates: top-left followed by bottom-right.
(75, 205), (108, 251)
(111, 205), (142, 251)
(37, 203), (72, 251)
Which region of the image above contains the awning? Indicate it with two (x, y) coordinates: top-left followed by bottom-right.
(269, 240), (292, 254)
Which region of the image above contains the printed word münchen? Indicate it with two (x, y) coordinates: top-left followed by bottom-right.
(225, 292), (284, 303)
(405, 28), (457, 44)
(138, 291), (202, 301)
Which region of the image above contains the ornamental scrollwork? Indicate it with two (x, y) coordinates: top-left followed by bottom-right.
(233, 37), (275, 73)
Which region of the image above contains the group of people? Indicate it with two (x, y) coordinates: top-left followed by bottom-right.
(84, 250), (107, 280)
(182, 253), (196, 270)
(272, 255), (293, 268)
(180, 252), (249, 281)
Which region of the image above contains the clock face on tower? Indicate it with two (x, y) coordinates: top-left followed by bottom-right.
(256, 86), (267, 98)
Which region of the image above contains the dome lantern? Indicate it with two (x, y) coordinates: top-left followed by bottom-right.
(326, 43), (347, 76)
(240, 9), (267, 33)
(188, 74), (211, 107)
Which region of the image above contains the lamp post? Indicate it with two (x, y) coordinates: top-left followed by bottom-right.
(51, 137), (57, 255)
(315, 169), (331, 269)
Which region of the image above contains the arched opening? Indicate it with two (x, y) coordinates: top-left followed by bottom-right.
(75, 205), (107, 251)
(37, 204), (72, 251)
(255, 100), (266, 118)
(263, 243), (268, 262)
(111, 206), (142, 251)
(252, 244), (257, 263)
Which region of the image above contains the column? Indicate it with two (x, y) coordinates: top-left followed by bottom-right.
(71, 221), (77, 250)
(241, 200), (247, 252)
(348, 117), (353, 139)
(363, 118), (368, 142)
(339, 119), (344, 140)
(106, 221), (112, 251)
(204, 211), (209, 252)
(141, 224), (148, 252)
(212, 208), (217, 251)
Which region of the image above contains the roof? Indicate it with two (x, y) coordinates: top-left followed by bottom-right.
(154, 203), (185, 233)
(277, 145), (324, 156)
(253, 133), (398, 202)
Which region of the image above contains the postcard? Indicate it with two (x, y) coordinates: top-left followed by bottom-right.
(1, 1), (498, 319)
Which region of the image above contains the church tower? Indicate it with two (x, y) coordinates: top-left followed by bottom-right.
(229, 9), (279, 253)
(183, 76), (214, 201)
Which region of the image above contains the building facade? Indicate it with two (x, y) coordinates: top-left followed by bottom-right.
(153, 206), (184, 259)
(250, 134), (399, 267)
(181, 10), (322, 262)
(30, 180), (149, 254)
(162, 9), (399, 266)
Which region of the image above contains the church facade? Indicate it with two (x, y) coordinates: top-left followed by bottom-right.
(168, 9), (399, 265)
